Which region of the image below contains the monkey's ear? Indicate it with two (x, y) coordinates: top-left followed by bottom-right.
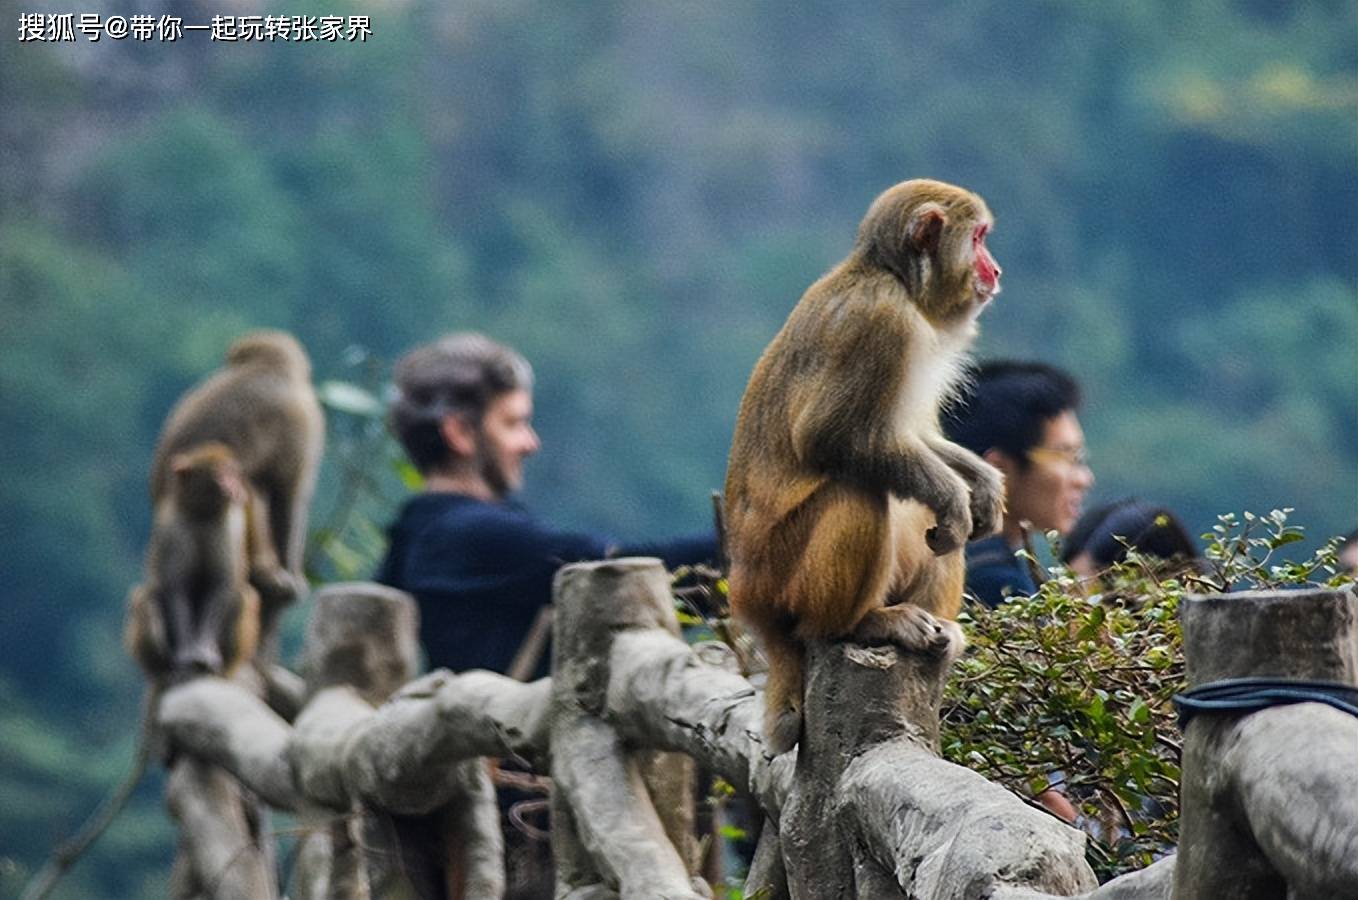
(171, 453), (192, 474)
(909, 204), (947, 255)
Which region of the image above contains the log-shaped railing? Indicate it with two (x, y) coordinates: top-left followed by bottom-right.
(157, 565), (1358, 899)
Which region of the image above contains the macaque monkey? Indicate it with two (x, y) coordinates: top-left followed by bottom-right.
(39, 446), (264, 900)
(724, 179), (1006, 754)
(146, 329), (324, 645)
(40, 335), (322, 900)
(126, 443), (261, 677)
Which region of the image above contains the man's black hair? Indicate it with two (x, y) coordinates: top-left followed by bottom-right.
(942, 360), (1081, 468)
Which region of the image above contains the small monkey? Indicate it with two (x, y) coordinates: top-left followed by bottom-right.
(37, 447), (262, 900)
(724, 179), (1006, 753)
(126, 442), (260, 677)
(147, 329), (324, 644)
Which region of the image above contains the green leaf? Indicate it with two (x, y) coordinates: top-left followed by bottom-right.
(1130, 698), (1151, 724)
(396, 460), (424, 490)
(318, 379), (384, 417)
(1087, 693), (1106, 721)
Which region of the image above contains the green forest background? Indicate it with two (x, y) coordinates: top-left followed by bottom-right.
(2, 0), (1355, 895)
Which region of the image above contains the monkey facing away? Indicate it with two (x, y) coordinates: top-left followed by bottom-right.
(145, 329), (324, 647)
(723, 179), (1006, 754)
(126, 442), (261, 677)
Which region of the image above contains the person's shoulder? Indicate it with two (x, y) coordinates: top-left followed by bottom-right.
(407, 493), (608, 562)
(413, 494), (531, 542)
(965, 534), (1017, 570)
(964, 536), (1033, 608)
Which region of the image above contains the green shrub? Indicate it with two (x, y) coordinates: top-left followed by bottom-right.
(940, 510), (1353, 879)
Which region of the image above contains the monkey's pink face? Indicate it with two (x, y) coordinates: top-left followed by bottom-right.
(972, 224), (1001, 304)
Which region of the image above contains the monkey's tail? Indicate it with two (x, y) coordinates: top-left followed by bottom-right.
(20, 687), (160, 900)
(759, 628), (805, 756)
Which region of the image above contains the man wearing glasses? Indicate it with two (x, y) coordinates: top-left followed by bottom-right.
(943, 360), (1095, 607)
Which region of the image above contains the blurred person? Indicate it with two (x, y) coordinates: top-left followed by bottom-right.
(1061, 499), (1201, 579)
(943, 360), (1094, 607)
(944, 361), (1094, 828)
(377, 333), (716, 900)
(378, 331), (715, 680)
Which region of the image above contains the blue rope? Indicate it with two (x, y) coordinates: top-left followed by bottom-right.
(1172, 677), (1358, 729)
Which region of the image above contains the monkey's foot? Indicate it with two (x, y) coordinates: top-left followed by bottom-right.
(853, 605), (961, 657)
(250, 567), (305, 606)
(764, 706), (801, 757)
(172, 644), (224, 678)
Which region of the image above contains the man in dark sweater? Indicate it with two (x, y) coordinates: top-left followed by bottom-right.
(377, 332), (714, 678)
(942, 361), (1095, 608)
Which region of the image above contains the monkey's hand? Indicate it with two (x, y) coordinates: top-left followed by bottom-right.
(922, 470), (972, 556)
(964, 462), (1005, 541)
(852, 604), (964, 659)
(924, 438), (1004, 543)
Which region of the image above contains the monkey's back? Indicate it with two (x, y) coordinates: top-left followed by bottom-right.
(725, 274), (836, 544)
(150, 357), (323, 499)
(724, 265), (890, 608)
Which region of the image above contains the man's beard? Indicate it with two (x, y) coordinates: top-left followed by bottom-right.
(475, 440), (516, 499)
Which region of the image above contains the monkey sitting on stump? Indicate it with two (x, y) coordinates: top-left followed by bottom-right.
(724, 179), (1006, 754)
(143, 329), (325, 660)
(126, 443), (262, 678)
(30, 444), (265, 900)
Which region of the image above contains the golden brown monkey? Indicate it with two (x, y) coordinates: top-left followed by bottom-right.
(724, 179), (1006, 753)
(147, 329), (324, 645)
(126, 443), (261, 677)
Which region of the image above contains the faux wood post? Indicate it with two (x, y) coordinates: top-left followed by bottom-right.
(299, 582), (422, 703)
(164, 756), (276, 900)
(294, 582), (505, 900)
(163, 661), (280, 900)
(778, 630), (1097, 899)
(778, 639), (947, 897)
(745, 825), (789, 900)
(291, 582), (417, 900)
(549, 558), (707, 899)
(1174, 587), (1358, 899)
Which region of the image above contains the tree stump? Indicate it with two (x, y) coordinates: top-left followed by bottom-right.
(295, 582), (505, 900)
(1174, 587), (1358, 899)
(776, 634), (1096, 899)
(550, 558), (708, 899)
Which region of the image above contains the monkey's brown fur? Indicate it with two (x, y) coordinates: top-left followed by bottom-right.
(146, 330), (324, 643)
(126, 442), (261, 678)
(724, 179), (1006, 753)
